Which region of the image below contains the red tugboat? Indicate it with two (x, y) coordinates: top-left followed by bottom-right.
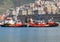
(1, 17), (23, 27)
(27, 18), (58, 27)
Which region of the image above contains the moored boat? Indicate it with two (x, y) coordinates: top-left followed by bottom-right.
(1, 21), (24, 27)
(27, 22), (58, 27)
(26, 18), (59, 27)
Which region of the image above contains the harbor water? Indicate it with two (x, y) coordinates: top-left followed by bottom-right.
(0, 27), (60, 42)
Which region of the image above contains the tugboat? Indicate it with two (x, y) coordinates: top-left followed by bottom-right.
(1, 17), (23, 27)
(1, 17), (15, 27)
(27, 18), (59, 27)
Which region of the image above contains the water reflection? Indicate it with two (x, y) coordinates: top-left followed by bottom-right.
(0, 27), (60, 42)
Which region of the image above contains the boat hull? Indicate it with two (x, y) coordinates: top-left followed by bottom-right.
(1, 23), (24, 27)
(0, 22), (59, 27)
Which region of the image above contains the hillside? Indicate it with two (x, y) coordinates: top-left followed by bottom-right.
(0, 0), (35, 14)
(0, 0), (14, 14)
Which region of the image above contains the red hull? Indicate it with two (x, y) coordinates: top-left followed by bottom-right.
(28, 23), (49, 27)
(15, 23), (23, 27)
(27, 22), (58, 27)
(0, 22), (58, 27)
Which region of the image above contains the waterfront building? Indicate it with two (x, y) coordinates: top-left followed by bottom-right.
(33, 7), (38, 15)
(45, 5), (52, 14)
(12, 10), (16, 15)
(22, 9), (27, 15)
(19, 9), (22, 15)
(51, 5), (58, 14)
(4, 0), (60, 16)
(29, 3), (35, 8)
(27, 9), (33, 15)
(38, 7), (45, 14)
(18, 0), (60, 15)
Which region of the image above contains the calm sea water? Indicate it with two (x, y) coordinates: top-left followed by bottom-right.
(0, 27), (60, 42)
